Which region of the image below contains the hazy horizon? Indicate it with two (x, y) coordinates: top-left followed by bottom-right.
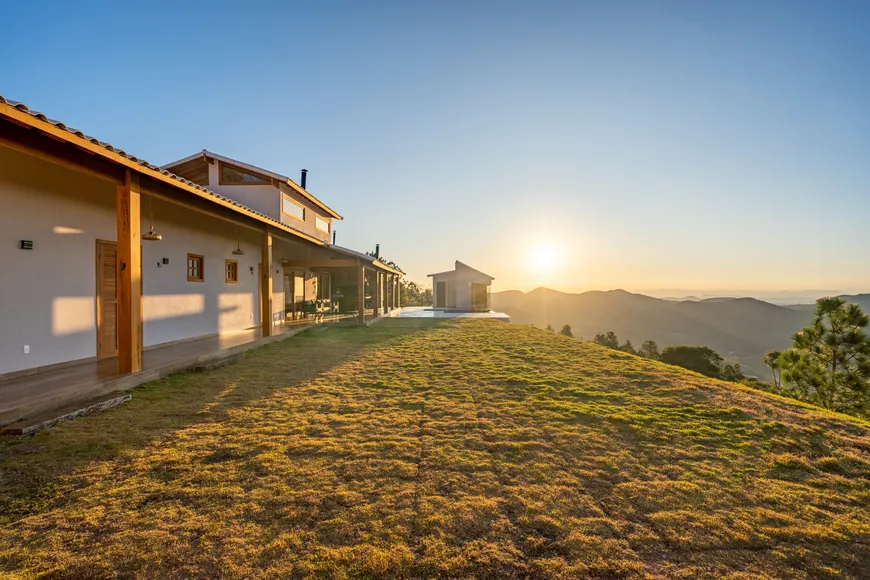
(488, 284), (869, 305)
(3, 1), (869, 293)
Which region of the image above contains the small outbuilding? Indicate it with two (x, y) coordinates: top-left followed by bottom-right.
(428, 261), (494, 312)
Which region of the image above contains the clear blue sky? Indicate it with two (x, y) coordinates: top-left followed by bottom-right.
(3, 0), (869, 294)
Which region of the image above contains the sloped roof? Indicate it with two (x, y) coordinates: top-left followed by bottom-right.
(428, 260), (495, 280)
(328, 245), (403, 275)
(0, 95), (326, 246)
(164, 150), (342, 220)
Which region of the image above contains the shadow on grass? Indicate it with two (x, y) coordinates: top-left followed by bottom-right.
(0, 318), (450, 525)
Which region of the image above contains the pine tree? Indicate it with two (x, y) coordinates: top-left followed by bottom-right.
(639, 340), (660, 360)
(779, 297), (870, 412)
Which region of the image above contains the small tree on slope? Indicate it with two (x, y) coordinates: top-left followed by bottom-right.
(560, 325), (574, 338)
(762, 351), (782, 388)
(593, 332), (619, 349)
(639, 340), (660, 360)
(779, 297), (870, 413)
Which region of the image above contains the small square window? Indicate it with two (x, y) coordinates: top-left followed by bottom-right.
(187, 254), (204, 282)
(315, 215), (330, 233)
(225, 259), (238, 283)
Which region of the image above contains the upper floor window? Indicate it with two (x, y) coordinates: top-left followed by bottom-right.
(315, 215), (330, 233)
(282, 195), (305, 222)
(219, 162), (271, 186)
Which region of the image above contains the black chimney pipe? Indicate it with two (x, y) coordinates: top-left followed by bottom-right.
(332, 230), (336, 244)
(300, 169), (308, 189)
(375, 244), (380, 259)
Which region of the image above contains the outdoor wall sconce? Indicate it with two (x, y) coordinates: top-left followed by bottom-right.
(142, 194), (163, 241)
(250, 266), (255, 275)
(157, 258), (169, 268)
(232, 225), (244, 255)
(20, 240), (34, 250)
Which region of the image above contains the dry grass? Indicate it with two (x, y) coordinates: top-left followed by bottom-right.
(1, 319), (869, 579)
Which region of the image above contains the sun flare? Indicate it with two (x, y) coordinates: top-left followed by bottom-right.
(527, 243), (561, 275)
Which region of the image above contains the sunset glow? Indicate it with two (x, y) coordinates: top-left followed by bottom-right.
(527, 243), (562, 276)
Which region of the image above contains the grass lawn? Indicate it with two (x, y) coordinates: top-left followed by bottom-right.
(1, 319), (869, 579)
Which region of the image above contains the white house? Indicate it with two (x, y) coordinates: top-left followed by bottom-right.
(428, 261), (494, 311)
(0, 94), (402, 424)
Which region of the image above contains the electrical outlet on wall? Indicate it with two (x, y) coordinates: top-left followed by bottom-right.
(23, 345), (30, 354)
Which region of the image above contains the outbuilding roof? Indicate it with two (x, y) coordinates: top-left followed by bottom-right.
(428, 261), (495, 280)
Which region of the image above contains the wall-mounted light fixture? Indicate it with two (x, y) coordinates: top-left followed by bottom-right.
(250, 266), (255, 275)
(20, 240), (34, 250)
(232, 225), (244, 255)
(142, 194), (163, 241)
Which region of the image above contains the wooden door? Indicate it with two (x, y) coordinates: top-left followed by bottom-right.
(96, 240), (118, 359)
(436, 281), (446, 308)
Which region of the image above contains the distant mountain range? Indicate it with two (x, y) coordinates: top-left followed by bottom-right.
(491, 288), (870, 379)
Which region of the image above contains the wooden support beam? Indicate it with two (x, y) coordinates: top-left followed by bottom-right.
(0, 123), (124, 184)
(117, 170), (142, 374)
(358, 263), (366, 324)
(383, 273), (389, 312)
(261, 228), (273, 336)
(396, 275), (401, 308)
(374, 271), (381, 317)
(280, 259), (358, 268)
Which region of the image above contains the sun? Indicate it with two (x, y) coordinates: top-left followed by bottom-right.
(527, 243), (561, 274)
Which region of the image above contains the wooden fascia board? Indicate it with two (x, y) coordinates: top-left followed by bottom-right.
(280, 179), (343, 220)
(281, 259), (359, 268)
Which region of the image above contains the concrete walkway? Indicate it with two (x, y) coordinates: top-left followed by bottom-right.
(0, 319), (337, 428)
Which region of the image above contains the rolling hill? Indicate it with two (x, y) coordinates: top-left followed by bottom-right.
(492, 289), (870, 379)
(1, 319), (869, 578)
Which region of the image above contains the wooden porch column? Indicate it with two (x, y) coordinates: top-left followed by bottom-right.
(383, 274), (389, 313)
(373, 271), (381, 317)
(261, 228), (273, 336)
(117, 170), (142, 374)
(396, 275), (401, 308)
(386, 275), (392, 313)
(357, 263), (366, 324)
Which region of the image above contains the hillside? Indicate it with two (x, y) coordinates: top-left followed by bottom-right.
(1, 319), (868, 578)
(491, 289), (870, 378)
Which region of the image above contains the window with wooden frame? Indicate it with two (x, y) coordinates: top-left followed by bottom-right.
(219, 162), (271, 185)
(225, 259), (238, 283)
(187, 254), (204, 282)
(282, 195), (305, 222)
(315, 215), (330, 233)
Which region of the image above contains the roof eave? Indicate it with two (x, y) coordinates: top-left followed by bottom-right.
(0, 99), (328, 248)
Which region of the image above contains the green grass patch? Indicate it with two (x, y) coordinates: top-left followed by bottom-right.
(1, 320), (869, 578)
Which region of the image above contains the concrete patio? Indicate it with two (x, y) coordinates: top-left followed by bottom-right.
(0, 314), (366, 430)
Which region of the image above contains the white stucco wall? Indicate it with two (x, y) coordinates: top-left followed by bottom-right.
(140, 197), (265, 346)
(0, 147), (290, 375)
(203, 160), (279, 218)
(0, 147), (116, 373)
